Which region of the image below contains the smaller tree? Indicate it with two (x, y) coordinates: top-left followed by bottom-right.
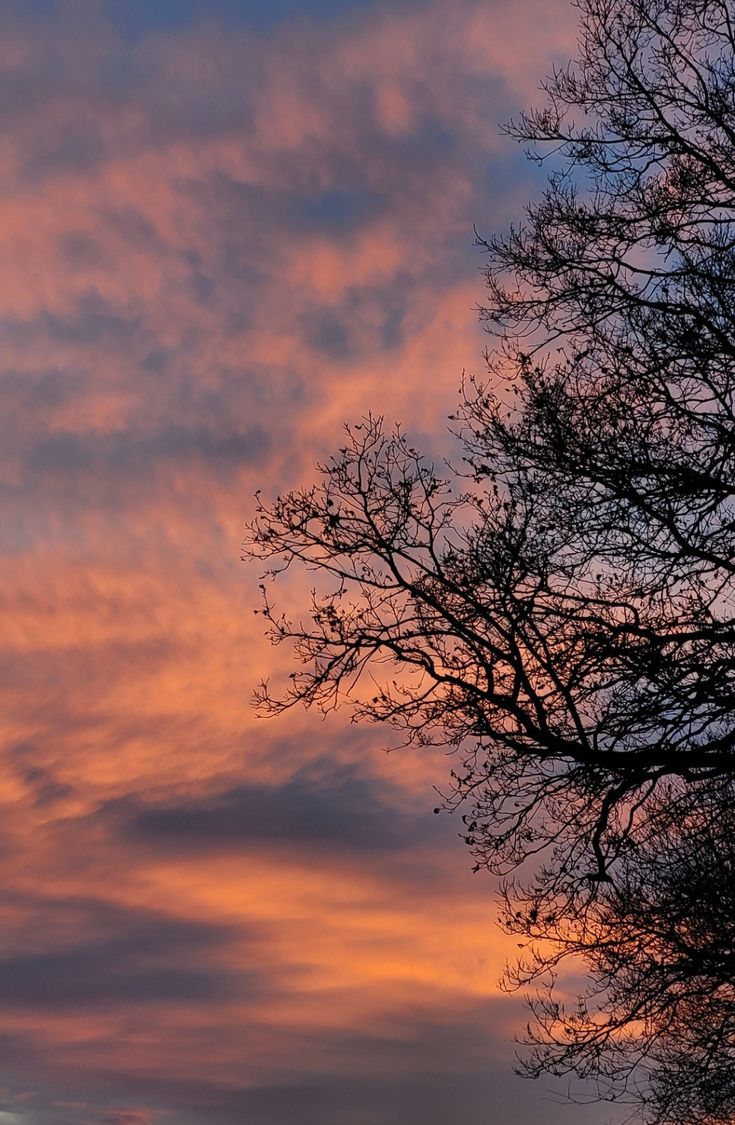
(504, 777), (735, 1124)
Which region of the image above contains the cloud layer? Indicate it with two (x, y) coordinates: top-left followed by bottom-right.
(0, 1), (622, 1122)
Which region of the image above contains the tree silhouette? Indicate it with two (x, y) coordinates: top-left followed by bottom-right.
(505, 778), (735, 1123)
(246, 0), (735, 1117)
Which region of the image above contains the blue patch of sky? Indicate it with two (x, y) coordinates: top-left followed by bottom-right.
(287, 188), (383, 235)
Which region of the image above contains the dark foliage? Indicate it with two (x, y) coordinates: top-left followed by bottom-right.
(245, 0), (735, 1118)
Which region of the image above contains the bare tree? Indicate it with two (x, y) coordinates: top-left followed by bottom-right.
(245, 0), (735, 1117)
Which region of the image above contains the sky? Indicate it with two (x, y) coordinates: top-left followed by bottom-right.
(0, 1), (626, 1123)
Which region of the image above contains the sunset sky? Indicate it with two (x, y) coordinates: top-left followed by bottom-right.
(0, 2), (625, 1122)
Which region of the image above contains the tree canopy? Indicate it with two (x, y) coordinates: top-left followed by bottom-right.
(245, 0), (735, 1119)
